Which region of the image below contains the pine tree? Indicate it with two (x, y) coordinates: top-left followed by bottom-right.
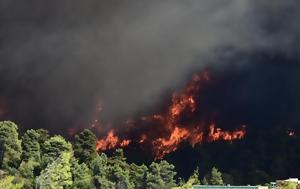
(19, 129), (43, 188)
(130, 163), (148, 189)
(71, 159), (94, 189)
(36, 129), (50, 150)
(202, 177), (209, 185)
(159, 160), (177, 187)
(187, 167), (201, 185)
(210, 167), (224, 185)
(73, 129), (97, 165)
(0, 121), (22, 172)
(146, 162), (164, 189)
(146, 160), (177, 189)
(21, 129), (41, 162)
(37, 152), (73, 189)
(41, 135), (72, 168)
(108, 149), (134, 189)
(90, 153), (114, 188)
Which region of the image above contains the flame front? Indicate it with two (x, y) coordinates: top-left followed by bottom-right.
(87, 72), (247, 159)
(96, 130), (131, 151)
(208, 124), (246, 141)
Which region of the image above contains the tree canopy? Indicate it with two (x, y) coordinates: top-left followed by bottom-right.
(0, 121), (295, 189)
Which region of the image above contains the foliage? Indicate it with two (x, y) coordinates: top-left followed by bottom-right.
(0, 121), (22, 171)
(210, 167), (224, 185)
(21, 129), (41, 162)
(108, 149), (134, 189)
(188, 167), (201, 185)
(37, 152), (73, 189)
(202, 177), (209, 185)
(146, 160), (177, 189)
(130, 163), (148, 189)
(0, 120), (289, 188)
(73, 129), (98, 165)
(71, 159), (94, 189)
(282, 182), (298, 189)
(35, 129), (50, 148)
(18, 159), (39, 188)
(90, 153), (114, 188)
(0, 175), (24, 189)
(41, 135), (72, 167)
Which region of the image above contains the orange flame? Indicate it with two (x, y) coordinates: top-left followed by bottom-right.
(82, 72), (247, 159)
(120, 139), (131, 147)
(96, 131), (118, 151)
(96, 130), (131, 151)
(208, 124), (246, 142)
(153, 127), (190, 159)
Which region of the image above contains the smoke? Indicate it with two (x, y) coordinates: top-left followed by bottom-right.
(0, 0), (299, 133)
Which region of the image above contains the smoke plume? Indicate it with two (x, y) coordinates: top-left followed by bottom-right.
(0, 0), (299, 134)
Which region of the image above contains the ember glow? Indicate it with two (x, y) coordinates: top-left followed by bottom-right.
(208, 124), (246, 142)
(78, 72), (247, 159)
(287, 129), (295, 137)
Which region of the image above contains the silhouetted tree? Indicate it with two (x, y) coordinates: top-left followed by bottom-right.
(210, 167), (224, 185)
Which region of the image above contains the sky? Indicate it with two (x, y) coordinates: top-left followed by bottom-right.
(0, 0), (300, 182)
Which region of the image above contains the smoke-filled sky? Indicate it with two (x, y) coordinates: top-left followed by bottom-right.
(0, 0), (300, 135)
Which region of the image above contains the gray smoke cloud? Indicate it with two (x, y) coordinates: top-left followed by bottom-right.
(0, 0), (299, 132)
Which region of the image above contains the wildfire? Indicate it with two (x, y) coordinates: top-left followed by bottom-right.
(96, 130), (131, 151)
(74, 71), (247, 159)
(208, 124), (246, 142)
(152, 125), (246, 159)
(153, 127), (190, 159)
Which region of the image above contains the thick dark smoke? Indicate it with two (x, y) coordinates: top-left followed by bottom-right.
(0, 0), (300, 135)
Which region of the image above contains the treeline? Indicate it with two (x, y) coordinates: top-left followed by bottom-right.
(0, 121), (225, 189)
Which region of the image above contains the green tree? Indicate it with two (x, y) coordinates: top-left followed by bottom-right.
(282, 182), (298, 189)
(146, 162), (164, 189)
(41, 135), (72, 167)
(37, 152), (73, 189)
(173, 179), (194, 189)
(19, 129), (44, 188)
(0, 121), (22, 171)
(177, 177), (185, 187)
(130, 163), (148, 189)
(202, 177), (208, 185)
(186, 167), (201, 186)
(108, 149), (134, 189)
(21, 129), (41, 162)
(0, 175), (24, 189)
(160, 160), (177, 187)
(90, 153), (114, 189)
(71, 159), (94, 189)
(146, 160), (177, 189)
(18, 159), (39, 188)
(73, 129), (97, 165)
(35, 129), (49, 150)
(210, 167), (224, 185)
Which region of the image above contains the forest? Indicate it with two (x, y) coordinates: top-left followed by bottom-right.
(0, 121), (227, 189)
(0, 120), (299, 189)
